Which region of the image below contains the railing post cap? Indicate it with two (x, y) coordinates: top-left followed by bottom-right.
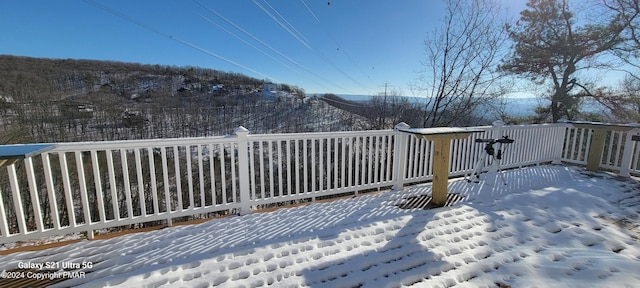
(492, 120), (505, 127)
(394, 122), (410, 131)
(234, 126), (249, 134)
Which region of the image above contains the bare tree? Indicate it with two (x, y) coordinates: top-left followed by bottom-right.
(589, 0), (640, 121)
(602, 0), (640, 70)
(368, 89), (422, 129)
(414, 0), (509, 127)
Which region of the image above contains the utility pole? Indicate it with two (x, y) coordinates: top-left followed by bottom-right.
(378, 82), (392, 129)
(381, 82), (391, 98)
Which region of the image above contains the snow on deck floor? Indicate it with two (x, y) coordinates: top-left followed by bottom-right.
(1, 165), (640, 288)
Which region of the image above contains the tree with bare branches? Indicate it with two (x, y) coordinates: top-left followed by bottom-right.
(415, 0), (509, 127)
(593, 0), (640, 122)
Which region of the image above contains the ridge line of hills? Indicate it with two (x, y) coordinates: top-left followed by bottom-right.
(0, 55), (371, 143)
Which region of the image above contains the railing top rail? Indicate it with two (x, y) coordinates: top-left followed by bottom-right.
(247, 129), (398, 141)
(0, 144), (57, 160)
(47, 134), (238, 152)
(0, 123), (572, 154)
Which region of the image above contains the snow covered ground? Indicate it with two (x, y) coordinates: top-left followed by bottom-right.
(1, 165), (640, 287)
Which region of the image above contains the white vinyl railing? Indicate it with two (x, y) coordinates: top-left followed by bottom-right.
(0, 122), (638, 244)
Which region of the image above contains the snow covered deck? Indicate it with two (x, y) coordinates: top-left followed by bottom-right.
(1, 165), (639, 287)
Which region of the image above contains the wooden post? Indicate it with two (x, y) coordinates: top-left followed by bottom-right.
(586, 129), (607, 171)
(571, 122), (636, 172)
(431, 138), (450, 206)
(398, 127), (479, 207)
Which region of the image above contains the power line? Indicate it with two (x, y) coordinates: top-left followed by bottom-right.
(252, 0), (311, 49)
(193, 0), (303, 69)
(193, 0), (349, 93)
(83, 0), (275, 81)
(198, 13), (300, 74)
(254, 0), (369, 93)
(300, 0), (375, 92)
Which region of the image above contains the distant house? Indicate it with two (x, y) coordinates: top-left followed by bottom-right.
(62, 103), (95, 119)
(263, 82), (279, 95)
(77, 104), (95, 113)
(209, 84), (224, 93)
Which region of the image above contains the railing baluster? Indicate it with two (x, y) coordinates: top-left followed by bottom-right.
(341, 137), (347, 188)
(24, 157), (44, 232)
(449, 139), (458, 173)
(0, 185), (9, 236)
(258, 141), (266, 199)
(105, 149), (119, 221)
(372, 136), (379, 185)
(573, 128), (582, 161)
(303, 140), (309, 194)
(219, 144), (228, 204)
(186, 145), (195, 207)
(632, 133), (640, 172)
(319, 139), (324, 191)
(367, 136), (373, 185)
(198, 145), (205, 209)
(408, 136), (417, 179)
(134, 149), (146, 216)
(385, 135), (390, 181)
(147, 148), (159, 215)
(355, 137), (361, 186)
(59, 153), (76, 226)
(90, 151), (106, 223)
(295, 139), (301, 195)
(160, 147), (171, 215)
(230, 143), (239, 203)
(347, 137), (352, 187)
(119, 149), (134, 219)
(7, 164), (27, 234)
(605, 131), (615, 166)
(327, 138), (333, 189)
(277, 141), (283, 196)
(208, 143), (215, 207)
(249, 140), (257, 198)
(174, 146), (183, 210)
(268, 141), (274, 198)
(74, 151), (93, 239)
(428, 138), (436, 176)
(230, 143), (238, 203)
(286, 140), (292, 195)
(335, 138), (340, 189)
(42, 153), (60, 230)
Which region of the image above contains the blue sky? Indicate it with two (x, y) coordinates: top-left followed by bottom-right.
(0, 0), (527, 95)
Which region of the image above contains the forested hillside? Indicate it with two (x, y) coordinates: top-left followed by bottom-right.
(0, 55), (368, 144)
